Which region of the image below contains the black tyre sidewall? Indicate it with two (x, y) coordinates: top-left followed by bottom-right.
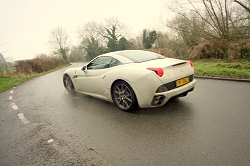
(112, 81), (137, 112)
(63, 75), (76, 95)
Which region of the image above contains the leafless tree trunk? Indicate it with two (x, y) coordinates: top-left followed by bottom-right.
(48, 27), (69, 60)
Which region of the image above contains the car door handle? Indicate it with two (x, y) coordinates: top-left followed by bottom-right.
(73, 75), (77, 78)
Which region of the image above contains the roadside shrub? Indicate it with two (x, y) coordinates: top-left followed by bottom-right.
(240, 47), (250, 59)
(189, 39), (250, 60)
(189, 40), (229, 60)
(16, 58), (69, 74)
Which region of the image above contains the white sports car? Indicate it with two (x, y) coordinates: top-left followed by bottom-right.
(63, 50), (196, 112)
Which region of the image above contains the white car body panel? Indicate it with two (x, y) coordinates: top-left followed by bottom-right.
(64, 50), (196, 109)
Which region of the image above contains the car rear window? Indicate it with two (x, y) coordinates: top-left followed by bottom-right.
(116, 50), (165, 63)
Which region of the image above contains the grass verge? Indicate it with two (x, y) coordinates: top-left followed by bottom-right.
(0, 65), (70, 92)
(194, 60), (250, 79)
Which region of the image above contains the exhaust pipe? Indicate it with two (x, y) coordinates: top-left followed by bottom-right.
(151, 95), (165, 106)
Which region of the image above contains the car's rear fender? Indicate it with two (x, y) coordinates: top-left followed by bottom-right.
(132, 72), (163, 108)
(105, 67), (162, 108)
(104, 67), (150, 101)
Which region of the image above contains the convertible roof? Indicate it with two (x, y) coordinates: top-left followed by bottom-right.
(114, 50), (165, 63)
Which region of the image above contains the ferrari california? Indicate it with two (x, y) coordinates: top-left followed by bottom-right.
(63, 50), (196, 112)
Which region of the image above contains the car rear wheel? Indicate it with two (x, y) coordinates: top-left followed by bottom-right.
(63, 75), (75, 95)
(112, 81), (137, 112)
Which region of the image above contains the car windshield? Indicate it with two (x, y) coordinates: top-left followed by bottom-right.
(116, 50), (165, 63)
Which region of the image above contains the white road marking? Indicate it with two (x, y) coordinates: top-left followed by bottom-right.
(18, 113), (29, 124)
(10, 103), (18, 110)
(47, 139), (54, 143)
(10, 90), (14, 93)
(9, 96), (13, 100)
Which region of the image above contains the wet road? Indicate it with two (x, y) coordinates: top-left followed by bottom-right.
(0, 63), (250, 165)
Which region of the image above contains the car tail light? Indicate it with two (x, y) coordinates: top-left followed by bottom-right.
(147, 68), (164, 77)
(190, 61), (194, 67)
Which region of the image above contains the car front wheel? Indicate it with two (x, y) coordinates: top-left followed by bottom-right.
(112, 81), (137, 112)
(63, 75), (75, 95)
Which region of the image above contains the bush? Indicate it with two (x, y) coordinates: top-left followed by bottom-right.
(240, 47), (250, 59)
(189, 39), (250, 60)
(16, 58), (69, 74)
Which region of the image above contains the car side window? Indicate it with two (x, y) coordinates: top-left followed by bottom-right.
(110, 58), (123, 67)
(87, 56), (112, 70)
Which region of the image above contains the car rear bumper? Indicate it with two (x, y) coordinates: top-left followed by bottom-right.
(151, 79), (196, 107)
(137, 79), (196, 108)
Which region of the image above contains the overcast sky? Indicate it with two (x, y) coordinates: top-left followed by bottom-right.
(0, 0), (169, 61)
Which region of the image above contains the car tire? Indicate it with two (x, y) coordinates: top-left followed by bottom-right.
(63, 75), (76, 95)
(112, 81), (138, 112)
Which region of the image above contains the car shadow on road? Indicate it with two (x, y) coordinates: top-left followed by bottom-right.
(64, 91), (195, 118)
(63, 92), (196, 139)
(137, 98), (195, 116)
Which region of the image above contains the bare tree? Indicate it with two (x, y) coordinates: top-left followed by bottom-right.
(165, 0), (250, 40)
(101, 17), (130, 40)
(78, 21), (107, 59)
(134, 35), (144, 49)
(77, 21), (105, 46)
(68, 46), (86, 62)
(78, 18), (130, 47)
(48, 27), (70, 60)
(78, 18), (132, 57)
(155, 32), (170, 48)
(168, 12), (205, 47)
(0, 53), (6, 65)
(233, 0), (250, 13)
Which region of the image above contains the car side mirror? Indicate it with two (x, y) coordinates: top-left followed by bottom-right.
(82, 66), (87, 71)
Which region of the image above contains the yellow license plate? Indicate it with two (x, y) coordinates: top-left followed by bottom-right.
(176, 77), (189, 87)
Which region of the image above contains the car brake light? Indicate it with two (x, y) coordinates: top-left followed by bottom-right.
(147, 68), (164, 77)
(190, 61), (194, 67)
